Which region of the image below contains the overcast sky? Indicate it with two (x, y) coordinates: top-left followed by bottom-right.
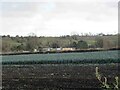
(0, 0), (118, 36)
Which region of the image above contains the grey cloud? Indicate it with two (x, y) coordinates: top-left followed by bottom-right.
(1, 1), (117, 18)
(50, 2), (117, 22)
(1, 2), (44, 17)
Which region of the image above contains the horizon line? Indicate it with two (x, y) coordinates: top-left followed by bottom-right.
(1, 32), (119, 37)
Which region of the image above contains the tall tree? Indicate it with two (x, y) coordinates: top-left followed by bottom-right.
(70, 41), (77, 48)
(2, 41), (11, 52)
(95, 37), (103, 48)
(26, 37), (39, 52)
(77, 40), (88, 49)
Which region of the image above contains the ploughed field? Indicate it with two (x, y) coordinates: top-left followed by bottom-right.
(2, 50), (120, 90)
(2, 64), (119, 90)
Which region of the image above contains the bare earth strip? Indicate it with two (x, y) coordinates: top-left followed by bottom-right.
(2, 63), (119, 90)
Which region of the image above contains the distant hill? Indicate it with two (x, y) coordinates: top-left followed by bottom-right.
(1, 34), (120, 53)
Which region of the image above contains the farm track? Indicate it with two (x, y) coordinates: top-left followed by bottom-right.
(2, 63), (119, 90)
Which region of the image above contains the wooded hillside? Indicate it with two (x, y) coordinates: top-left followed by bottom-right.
(1, 34), (120, 53)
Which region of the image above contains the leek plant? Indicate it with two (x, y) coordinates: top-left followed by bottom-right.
(95, 67), (119, 89)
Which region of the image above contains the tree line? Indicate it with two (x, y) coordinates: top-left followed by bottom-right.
(1, 34), (119, 53)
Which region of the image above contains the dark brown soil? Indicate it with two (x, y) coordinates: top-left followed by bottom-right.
(2, 63), (119, 90)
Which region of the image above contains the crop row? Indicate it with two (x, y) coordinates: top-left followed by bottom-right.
(2, 58), (120, 65)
